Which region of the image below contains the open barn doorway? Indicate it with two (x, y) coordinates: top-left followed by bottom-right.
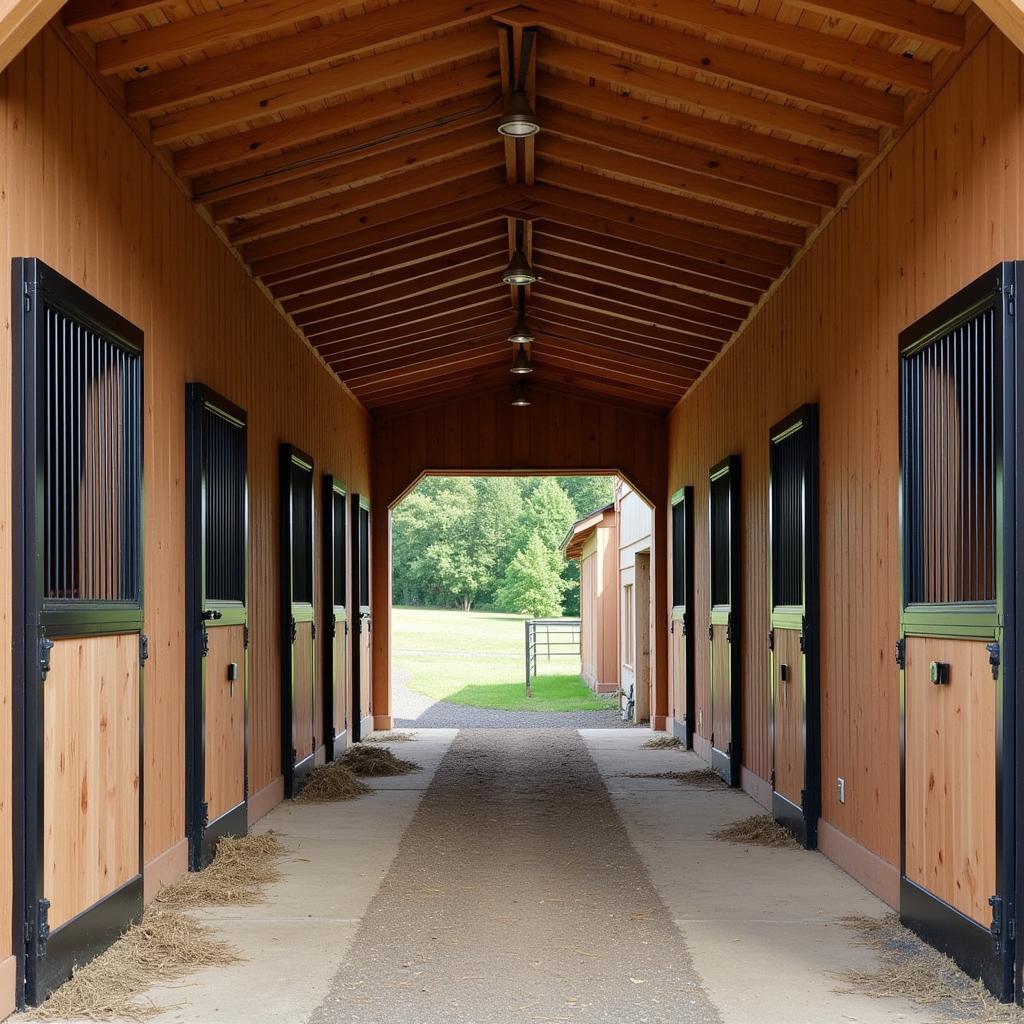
(386, 473), (653, 730)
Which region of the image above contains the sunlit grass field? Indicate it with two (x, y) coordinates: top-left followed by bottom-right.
(393, 607), (612, 712)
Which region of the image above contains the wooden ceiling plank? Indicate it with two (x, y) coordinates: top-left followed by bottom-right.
(586, 0), (932, 91)
(541, 39), (880, 154)
(539, 134), (822, 227)
(148, 25), (498, 144)
(974, 0), (1024, 55)
(526, 364), (675, 407)
(782, 0), (965, 50)
(360, 367), (516, 408)
(62, 0), (164, 31)
(269, 220), (506, 297)
(193, 93), (501, 206)
(242, 168), (507, 266)
(532, 224), (761, 305)
(532, 332), (700, 378)
(531, 346), (691, 393)
(229, 146), (504, 244)
(533, 0), (904, 127)
(175, 61), (500, 178)
(2, 0), (68, 73)
(319, 309), (512, 358)
(538, 103), (836, 207)
(332, 325), (512, 372)
(350, 345), (510, 392)
(540, 73), (858, 183)
(250, 187), (510, 278)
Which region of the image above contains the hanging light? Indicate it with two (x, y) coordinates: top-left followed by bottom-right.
(510, 342), (533, 375)
(508, 289), (534, 345)
(497, 89), (540, 138)
(502, 247), (538, 286)
(512, 380), (532, 407)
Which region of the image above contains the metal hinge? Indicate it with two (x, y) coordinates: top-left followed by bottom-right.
(35, 898), (50, 958)
(139, 634), (150, 667)
(895, 637), (906, 670)
(770, 769), (776, 789)
(708, 622), (714, 642)
(200, 628), (209, 658)
(726, 614), (734, 645)
(243, 625), (250, 650)
(329, 615), (337, 640)
(311, 622), (317, 641)
(291, 748), (297, 765)
(38, 636), (54, 682)
(23, 282), (32, 313)
(1006, 282), (1015, 317)
(200, 801), (209, 829)
(990, 895), (1005, 953)
(799, 616), (808, 654)
(987, 642), (1001, 681)
(289, 616), (297, 646)
(681, 612), (688, 637)
(768, 628), (775, 652)
(669, 620), (674, 635)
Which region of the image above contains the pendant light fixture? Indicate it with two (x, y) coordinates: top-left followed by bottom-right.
(511, 380), (532, 407)
(502, 220), (539, 286)
(497, 28), (540, 138)
(510, 342), (533, 375)
(508, 288), (534, 346)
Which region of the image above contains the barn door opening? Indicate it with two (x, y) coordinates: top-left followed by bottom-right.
(280, 445), (317, 797)
(708, 456), (741, 786)
(350, 494), (372, 741)
(670, 487), (695, 748)
(769, 405), (820, 849)
(322, 475), (349, 760)
(185, 386), (248, 870)
(898, 265), (1019, 1000)
(13, 259), (145, 1004)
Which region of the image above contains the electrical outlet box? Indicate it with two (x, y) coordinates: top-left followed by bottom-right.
(837, 777), (846, 804)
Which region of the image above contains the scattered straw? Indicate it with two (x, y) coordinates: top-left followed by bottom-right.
(641, 736), (682, 750)
(836, 914), (1024, 1023)
(158, 832), (284, 909)
(626, 768), (727, 790)
(712, 814), (800, 849)
(295, 761), (371, 803)
(341, 744), (420, 777)
(28, 905), (238, 1021)
(364, 731), (415, 743)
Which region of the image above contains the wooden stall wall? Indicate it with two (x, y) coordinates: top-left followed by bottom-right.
(666, 23), (1024, 904)
(371, 385), (669, 728)
(0, 26), (371, 1003)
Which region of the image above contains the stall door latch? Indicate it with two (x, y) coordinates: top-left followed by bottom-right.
(33, 898), (51, 958)
(37, 636), (54, 682)
(986, 642), (1001, 681)
(989, 895), (1012, 953)
(894, 638), (906, 670)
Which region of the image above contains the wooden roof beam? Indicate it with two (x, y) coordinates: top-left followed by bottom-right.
(782, 0), (964, 50)
(62, 0), (163, 31)
(347, 344), (510, 393)
(531, 0), (904, 126)
(359, 367), (514, 408)
(1, 0), (65, 73)
(332, 323), (513, 372)
(973, 0), (1024, 55)
(531, 344), (693, 394)
(540, 39), (880, 154)
(529, 322), (706, 373)
(525, 364), (677, 407)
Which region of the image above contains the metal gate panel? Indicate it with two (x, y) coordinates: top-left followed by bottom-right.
(670, 487), (694, 748)
(322, 475), (349, 760)
(350, 494), (372, 742)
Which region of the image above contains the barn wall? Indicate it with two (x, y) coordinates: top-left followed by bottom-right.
(0, 28), (371, 1011)
(666, 24), (1023, 903)
(371, 385), (669, 729)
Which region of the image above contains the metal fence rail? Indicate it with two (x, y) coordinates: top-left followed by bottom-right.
(524, 618), (581, 695)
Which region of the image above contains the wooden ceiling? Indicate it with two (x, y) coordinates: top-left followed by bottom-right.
(61, 0), (978, 411)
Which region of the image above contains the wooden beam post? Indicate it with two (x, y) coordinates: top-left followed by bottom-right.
(973, 0), (1024, 55)
(0, 0), (63, 73)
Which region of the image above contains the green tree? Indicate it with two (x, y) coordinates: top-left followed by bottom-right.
(514, 477), (577, 553)
(494, 532), (570, 617)
(556, 476), (615, 518)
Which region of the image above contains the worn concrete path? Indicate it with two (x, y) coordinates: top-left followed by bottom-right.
(310, 729), (719, 1024)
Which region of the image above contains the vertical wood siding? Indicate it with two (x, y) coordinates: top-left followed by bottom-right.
(667, 25), (1024, 871)
(0, 27), (371, 958)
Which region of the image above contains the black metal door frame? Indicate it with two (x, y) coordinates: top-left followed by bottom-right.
(708, 455), (741, 787)
(670, 486), (695, 749)
(12, 258), (146, 1006)
(280, 444), (316, 796)
(897, 263), (1019, 1000)
(350, 493), (371, 742)
(768, 404), (820, 849)
(322, 474), (348, 760)
(185, 384), (249, 870)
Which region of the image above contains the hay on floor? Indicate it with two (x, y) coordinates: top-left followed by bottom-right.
(341, 744), (420, 777)
(712, 814), (800, 849)
(836, 914), (1024, 1023)
(364, 731), (415, 743)
(28, 905), (238, 1022)
(627, 768), (727, 790)
(295, 761), (371, 803)
(158, 831), (284, 909)
(641, 736), (682, 750)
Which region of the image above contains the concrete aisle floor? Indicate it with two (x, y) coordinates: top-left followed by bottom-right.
(90, 728), (932, 1024)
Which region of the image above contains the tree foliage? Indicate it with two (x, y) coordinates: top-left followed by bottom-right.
(391, 475), (614, 614)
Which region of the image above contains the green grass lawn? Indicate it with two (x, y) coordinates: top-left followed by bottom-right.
(393, 607), (612, 712)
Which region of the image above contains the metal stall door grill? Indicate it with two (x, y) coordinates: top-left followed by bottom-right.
(13, 259), (145, 1005)
(185, 386), (248, 870)
(323, 476), (349, 760)
(768, 406), (820, 849)
(898, 264), (1019, 1001)
(351, 495), (371, 742)
(708, 457), (741, 787)
(670, 487), (695, 748)
(281, 446), (317, 797)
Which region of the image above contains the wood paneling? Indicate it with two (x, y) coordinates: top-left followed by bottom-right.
(904, 637), (995, 926)
(666, 25), (1021, 876)
(371, 383), (669, 728)
(292, 622), (316, 761)
(204, 625), (246, 822)
(709, 624), (731, 758)
(44, 635), (139, 930)
(772, 628), (804, 807)
(0, 28), (371, 897)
